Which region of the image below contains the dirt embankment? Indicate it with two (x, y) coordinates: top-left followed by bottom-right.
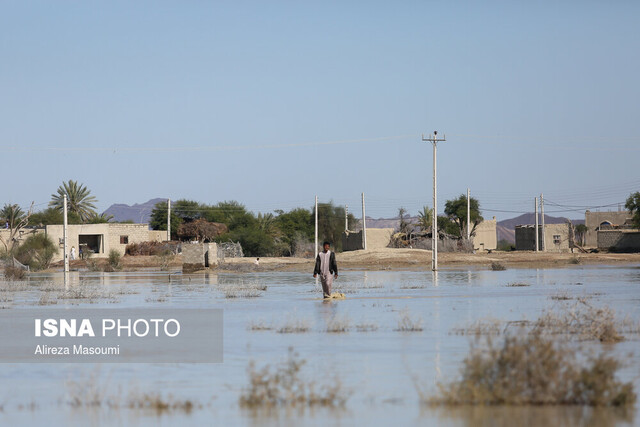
(217, 248), (640, 272)
(45, 249), (639, 273)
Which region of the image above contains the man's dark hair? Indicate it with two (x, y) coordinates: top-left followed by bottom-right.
(323, 241), (331, 246)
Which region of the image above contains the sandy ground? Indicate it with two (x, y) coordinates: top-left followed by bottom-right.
(41, 249), (639, 273)
(216, 248), (640, 272)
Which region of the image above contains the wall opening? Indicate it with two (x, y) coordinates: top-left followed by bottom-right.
(79, 234), (103, 255)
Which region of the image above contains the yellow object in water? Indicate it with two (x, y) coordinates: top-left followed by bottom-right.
(327, 292), (345, 299)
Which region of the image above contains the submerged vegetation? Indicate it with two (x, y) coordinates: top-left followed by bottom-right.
(239, 347), (350, 409)
(428, 331), (636, 407)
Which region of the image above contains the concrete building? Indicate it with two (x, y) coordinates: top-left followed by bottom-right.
(584, 210), (632, 248)
(472, 218), (497, 251)
(45, 224), (166, 262)
(515, 223), (571, 252)
(342, 228), (394, 251)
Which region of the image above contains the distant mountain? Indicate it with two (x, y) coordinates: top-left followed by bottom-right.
(103, 198), (166, 223)
(496, 213), (584, 244)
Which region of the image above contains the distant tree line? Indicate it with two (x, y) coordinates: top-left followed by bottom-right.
(149, 200), (356, 257)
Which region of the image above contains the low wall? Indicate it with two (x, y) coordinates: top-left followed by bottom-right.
(597, 230), (640, 251)
(182, 242), (219, 271)
(342, 230), (363, 251)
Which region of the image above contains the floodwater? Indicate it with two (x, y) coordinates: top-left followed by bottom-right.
(0, 265), (639, 426)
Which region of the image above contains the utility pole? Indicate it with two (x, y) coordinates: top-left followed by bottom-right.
(167, 199), (171, 241)
(535, 197), (539, 252)
(315, 196), (318, 258)
(361, 193), (367, 250)
(466, 188), (471, 240)
(345, 205), (348, 232)
(63, 195), (69, 273)
(422, 131), (446, 271)
(540, 193), (545, 251)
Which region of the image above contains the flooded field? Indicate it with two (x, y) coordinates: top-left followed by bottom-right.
(0, 265), (639, 426)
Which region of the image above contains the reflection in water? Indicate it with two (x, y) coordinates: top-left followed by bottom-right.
(244, 405), (350, 426)
(425, 405), (635, 427)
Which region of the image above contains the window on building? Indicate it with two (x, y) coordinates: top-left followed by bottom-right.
(553, 235), (561, 244)
(120, 236), (129, 245)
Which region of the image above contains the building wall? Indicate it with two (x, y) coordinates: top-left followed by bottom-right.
(341, 228), (394, 252)
(584, 210), (631, 247)
(342, 230), (364, 252)
(544, 223), (570, 253)
(515, 223), (570, 252)
(515, 225), (538, 251)
(473, 218), (497, 251)
(45, 223), (158, 262)
(0, 227), (45, 252)
(148, 230), (167, 242)
(106, 224), (153, 257)
(597, 230), (640, 251)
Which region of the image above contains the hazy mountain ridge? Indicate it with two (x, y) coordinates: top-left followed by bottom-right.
(103, 198), (166, 223)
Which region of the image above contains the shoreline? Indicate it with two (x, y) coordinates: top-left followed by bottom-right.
(35, 249), (640, 274)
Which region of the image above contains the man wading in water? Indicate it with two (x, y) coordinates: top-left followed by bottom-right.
(313, 241), (338, 298)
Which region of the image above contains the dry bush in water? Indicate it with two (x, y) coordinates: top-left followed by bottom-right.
(124, 391), (200, 414)
(451, 318), (503, 336)
(37, 292), (57, 306)
(396, 309), (423, 332)
(355, 321), (378, 332)
(3, 266), (26, 280)
(66, 370), (200, 413)
(534, 299), (624, 342)
(506, 282), (530, 287)
(239, 347), (350, 409)
(550, 291), (572, 301)
(277, 315), (311, 334)
(325, 314), (351, 333)
(247, 319), (273, 331)
(221, 280), (267, 299)
(427, 331), (636, 407)
(491, 262), (506, 271)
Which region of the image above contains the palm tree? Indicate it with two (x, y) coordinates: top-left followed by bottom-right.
(1, 203), (25, 229)
(49, 180), (98, 223)
(87, 212), (114, 224)
(417, 206), (433, 232)
(0, 202), (33, 253)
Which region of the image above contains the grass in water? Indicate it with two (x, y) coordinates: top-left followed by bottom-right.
(325, 314), (351, 333)
(239, 347), (350, 408)
(491, 262), (506, 271)
(426, 331), (635, 406)
(395, 309), (423, 332)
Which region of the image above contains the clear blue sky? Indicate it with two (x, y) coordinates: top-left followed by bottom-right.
(2, 1), (639, 221)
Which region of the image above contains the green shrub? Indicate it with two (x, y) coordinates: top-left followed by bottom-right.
(14, 234), (58, 271)
(106, 249), (121, 271)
